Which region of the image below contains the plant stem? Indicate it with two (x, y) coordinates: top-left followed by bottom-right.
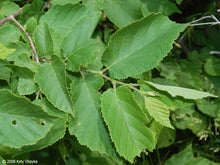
(87, 70), (156, 98)
(157, 148), (161, 165)
(189, 14), (220, 26)
(8, 15), (40, 63)
(0, 9), (22, 26)
(88, 70), (141, 90)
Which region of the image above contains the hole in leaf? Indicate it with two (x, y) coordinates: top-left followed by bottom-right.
(38, 121), (46, 126)
(12, 120), (17, 125)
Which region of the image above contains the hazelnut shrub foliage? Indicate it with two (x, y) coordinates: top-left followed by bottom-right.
(0, 0), (218, 164)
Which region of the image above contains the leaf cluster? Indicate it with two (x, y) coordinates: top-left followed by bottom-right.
(0, 0), (219, 164)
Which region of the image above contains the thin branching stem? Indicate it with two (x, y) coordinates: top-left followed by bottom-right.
(2, 15), (40, 63)
(0, 9), (40, 63)
(0, 9), (22, 26)
(189, 14), (220, 26)
(86, 70), (157, 97)
(210, 51), (220, 55)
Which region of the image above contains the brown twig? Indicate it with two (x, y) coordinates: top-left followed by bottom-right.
(0, 9), (22, 26)
(9, 15), (40, 63)
(0, 10), (40, 63)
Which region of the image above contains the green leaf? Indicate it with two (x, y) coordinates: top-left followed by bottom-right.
(0, 1), (20, 16)
(0, 60), (11, 82)
(34, 21), (53, 59)
(47, 27), (63, 58)
(165, 145), (194, 165)
(139, 80), (194, 110)
(83, 0), (104, 12)
(20, 0), (44, 24)
(0, 42), (15, 60)
(18, 78), (38, 95)
(34, 56), (74, 116)
(6, 42), (31, 61)
(173, 106), (208, 137)
(165, 145), (219, 165)
(34, 98), (67, 118)
(85, 39), (105, 71)
(157, 127), (176, 148)
(147, 120), (163, 143)
(16, 118), (66, 157)
(141, 0), (181, 16)
(0, 89), (57, 148)
(145, 97), (173, 128)
(102, 13), (187, 79)
(196, 99), (220, 119)
(143, 81), (216, 99)
(103, 0), (143, 28)
(14, 53), (38, 73)
(9, 98), (68, 156)
(204, 56), (220, 76)
(66, 39), (102, 72)
(0, 24), (21, 46)
(69, 73), (120, 161)
(40, 4), (99, 37)
(176, 0), (183, 4)
(0, 117), (66, 157)
(185, 158), (220, 165)
(61, 17), (99, 58)
(25, 17), (38, 33)
(101, 86), (155, 163)
(12, 66), (38, 95)
(51, 0), (80, 6)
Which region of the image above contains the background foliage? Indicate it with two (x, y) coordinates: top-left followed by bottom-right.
(0, 0), (219, 164)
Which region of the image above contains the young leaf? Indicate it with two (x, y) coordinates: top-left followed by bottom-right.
(0, 42), (15, 60)
(103, 0), (143, 28)
(34, 56), (74, 116)
(144, 81), (216, 99)
(101, 86), (155, 163)
(145, 97), (173, 129)
(102, 13), (187, 79)
(69, 73), (120, 161)
(0, 89), (58, 148)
